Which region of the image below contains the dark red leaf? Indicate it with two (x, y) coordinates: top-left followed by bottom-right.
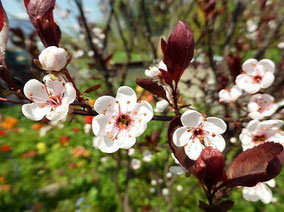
(163, 21), (194, 83)
(24, 0), (61, 47)
(161, 38), (167, 55)
(83, 84), (101, 94)
(136, 78), (167, 100)
(199, 200), (234, 212)
(167, 116), (195, 172)
(0, 1), (4, 31)
(226, 54), (242, 81)
(195, 147), (226, 187)
(0, 2), (9, 68)
(226, 142), (283, 187)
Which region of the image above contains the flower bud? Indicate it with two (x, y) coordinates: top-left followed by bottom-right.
(39, 46), (67, 71)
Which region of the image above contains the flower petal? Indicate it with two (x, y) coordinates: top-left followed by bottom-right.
(62, 82), (76, 105)
(239, 129), (253, 145)
(116, 86), (137, 113)
(246, 120), (260, 132)
(257, 120), (283, 130)
(132, 101), (153, 122)
(94, 96), (118, 115)
(258, 59), (275, 73)
(169, 166), (186, 175)
(117, 130), (136, 149)
(181, 110), (203, 128)
(242, 187), (260, 202)
(236, 74), (260, 94)
(248, 111), (263, 120)
(242, 59), (258, 74)
(265, 179), (276, 188)
(204, 134), (226, 152)
(43, 75), (66, 96)
(93, 136), (119, 153)
(259, 183), (273, 204)
(173, 126), (192, 147)
(22, 102), (51, 121)
(203, 117), (227, 134)
(184, 139), (204, 160)
(248, 101), (259, 112)
(46, 105), (69, 121)
(261, 72), (274, 88)
(92, 114), (112, 136)
(130, 121), (147, 137)
(24, 79), (49, 103)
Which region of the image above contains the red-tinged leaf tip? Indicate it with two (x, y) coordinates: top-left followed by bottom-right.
(167, 116), (195, 172)
(0, 3), (9, 68)
(226, 142), (283, 187)
(163, 21), (194, 83)
(136, 78), (168, 100)
(195, 147), (226, 187)
(0, 1), (4, 31)
(24, 0), (61, 47)
(199, 200), (234, 212)
(161, 38), (167, 55)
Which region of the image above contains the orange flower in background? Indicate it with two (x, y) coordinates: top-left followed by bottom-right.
(1, 117), (19, 129)
(0, 184), (10, 192)
(0, 130), (5, 136)
(21, 151), (38, 158)
(85, 116), (93, 124)
(141, 92), (153, 103)
(32, 123), (43, 130)
(1, 145), (11, 152)
(72, 146), (91, 158)
(60, 135), (70, 146)
(88, 99), (95, 107)
(72, 127), (79, 133)
(0, 176), (6, 184)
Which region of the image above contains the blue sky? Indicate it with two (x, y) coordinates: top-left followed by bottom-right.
(2, 0), (104, 34)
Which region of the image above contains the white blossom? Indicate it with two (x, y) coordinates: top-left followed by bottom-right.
(169, 153), (187, 175)
(151, 180), (157, 186)
(22, 75), (76, 121)
(92, 86), (153, 153)
(218, 86), (242, 103)
(154, 100), (169, 113)
(162, 188), (169, 196)
(248, 94), (278, 120)
(39, 46), (67, 72)
(230, 137), (237, 144)
(240, 120), (284, 151)
(236, 59), (275, 94)
(84, 124), (92, 134)
(166, 172), (173, 179)
(145, 61), (167, 78)
(143, 150), (153, 162)
(173, 110), (227, 160)
(176, 185), (183, 192)
(128, 148), (135, 156)
(242, 179), (276, 204)
(149, 187), (156, 193)
(131, 159), (141, 170)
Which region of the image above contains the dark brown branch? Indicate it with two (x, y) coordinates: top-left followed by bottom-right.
(73, 0), (115, 95)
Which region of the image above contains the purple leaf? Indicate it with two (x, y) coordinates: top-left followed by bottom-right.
(24, 0), (61, 47)
(195, 147), (226, 187)
(163, 21), (194, 83)
(167, 116), (195, 172)
(136, 78), (167, 100)
(0, 2), (9, 68)
(226, 142), (283, 187)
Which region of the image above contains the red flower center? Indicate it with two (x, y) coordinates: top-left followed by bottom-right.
(116, 114), (132, 129)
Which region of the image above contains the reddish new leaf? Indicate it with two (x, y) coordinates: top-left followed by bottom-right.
(195, 147), (226, 187)
(167, 116), (195, 172)
(226, 142), (283, 187)
(163, 21), (194, 83)
(83, 84), (101, 94)
(0, 1), (4, 31)
(24, 0), (61, 47)
(0, 2), (9, 68)
(226, 54), (242, 81)
(199, 200), (234, 212)
(136, 78), (167, 100)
